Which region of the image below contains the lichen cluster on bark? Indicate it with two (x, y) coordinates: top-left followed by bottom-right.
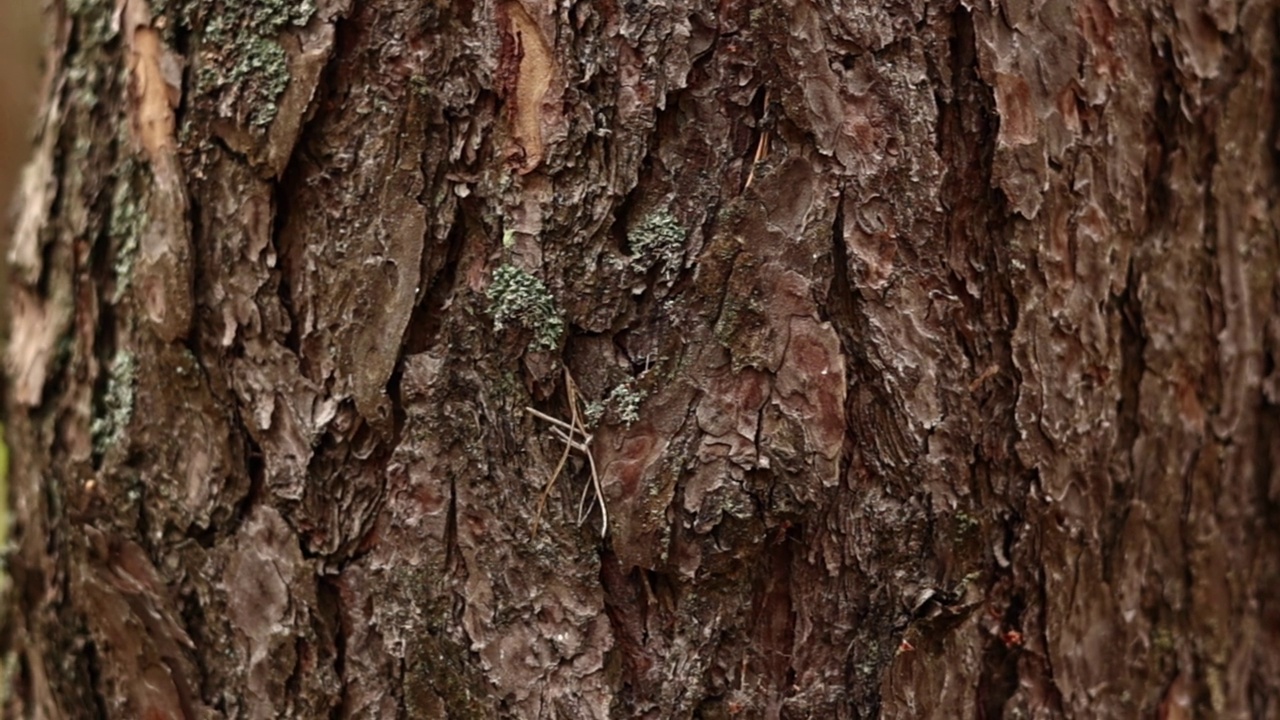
(4, 0), (1280, 718)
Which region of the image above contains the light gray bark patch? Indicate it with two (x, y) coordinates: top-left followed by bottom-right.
(224, 505), (335, 718)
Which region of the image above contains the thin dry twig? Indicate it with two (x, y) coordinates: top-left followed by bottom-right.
(525, 406), (577, 435)
(744, 89), (771, 190)
(528, 370), (608, 537)
(582, 444), (606, 534)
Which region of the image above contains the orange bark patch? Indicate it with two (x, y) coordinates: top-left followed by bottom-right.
(128, 26), (179, 162)
(498, 1), (554, 173)
(993, 71), (1036, 147)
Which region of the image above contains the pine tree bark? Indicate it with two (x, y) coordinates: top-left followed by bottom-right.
(4, 0), (1279, 718)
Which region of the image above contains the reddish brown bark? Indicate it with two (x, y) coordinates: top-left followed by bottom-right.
(4, 0), (1280, 718)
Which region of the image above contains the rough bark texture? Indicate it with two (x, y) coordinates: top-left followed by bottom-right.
(4, 0), (1280, 718)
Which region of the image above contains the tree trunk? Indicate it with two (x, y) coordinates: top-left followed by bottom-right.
(4, 0), (1279, 717)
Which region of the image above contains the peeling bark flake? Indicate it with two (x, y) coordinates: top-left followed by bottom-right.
(124, 0), (192, 341)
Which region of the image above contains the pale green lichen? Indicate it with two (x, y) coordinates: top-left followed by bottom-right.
(188, 0), (316, 127)
(628, 210), (686, 279)
(109, 171), (146, 302)
(606, 382), (645, 426)
(91, 352), (137, 452)
(232, 38), (291, 127)
(486, 265), (564, 350)
(1151, 628), (1176, 654)
(583, 400), (605, 428)
(953, 510), (980, 539)
(410, 75), (431, 98)
(584, 381), (646, 427)
(63, 0), (116, 116)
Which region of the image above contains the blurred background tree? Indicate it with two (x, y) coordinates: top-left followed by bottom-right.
(1, 0), (43, 314)
(1, 0), (41, 200)
(1, 0), (40, 557)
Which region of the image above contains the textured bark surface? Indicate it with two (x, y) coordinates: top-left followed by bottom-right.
(4, 0), (1280, 718)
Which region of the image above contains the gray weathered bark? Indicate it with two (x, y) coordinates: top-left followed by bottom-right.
(4, 0), (1279, 718)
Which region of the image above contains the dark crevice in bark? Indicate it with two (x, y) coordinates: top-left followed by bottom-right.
(608, 330), (647, 378)
(177, 580), (213, 705)
(1269, 12), (1280, 185)
(445, 469), (460, 577)
(1265, 12), (1280, 520)
(599, 552), (656, 713)
(609, 176), (642, 259)
(181, 185), (222, 379)
(383, 360), (408, 462)
(1103, 263), (1145, 584)
(1159, 45), (1227, 714)
(977, 630), (1018, 712)
(229, 429), (268, 536)
(267, 13), (347, 357)
(821, 190), (854, 357)
(25, 251), (51, 346)
(271, 178), (304, 357)
(1032, 562), (1067, 714)
(975, 593), (1023, 720)
(79, 638), (109, 719)
(1234, 75), (1280, 631)
(937, 0), (1022, 626)
(282, 634), (308, 714)
(1178, 443), (1200, 590)
(609, 100), (704, 314)
(1146, 39), (1178, 234)
(404, 203), (465, 355)
(1141, 47), (1199, 698)
(606, 101), (681, 276)
(133, 485), (157, 557)
(749, 518), (799, 712)
(1251, 669), (1279, 720)
(87, 242), (124, 474)
(393, 655), (409, 719)
(739, 83), (770, 193)
(160, 9), (195, 136)
(86, 333), (118, 474)
(1260, 351), (1280, 514)
(1201, 196), (1222, 381)
(1254, 373), (1280, 716)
